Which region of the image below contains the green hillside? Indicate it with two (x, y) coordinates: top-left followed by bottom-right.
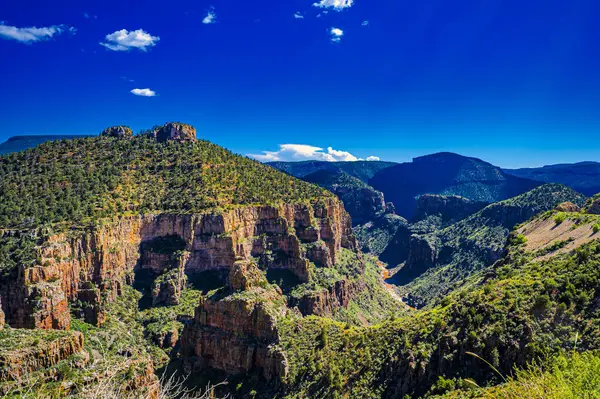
(0, 134), (331, 229)
(0, 135), (90, 156)
(267, 160), (397, 182)
(277, 227), (600, 398)
(390, 184), (586, 303)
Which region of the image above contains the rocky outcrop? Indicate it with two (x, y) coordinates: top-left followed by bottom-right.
(336, 186), (388, 226)
(555, 201), (581, 212)
(588, 198), (600, 214)
(155, 122), (197, 143)
(291, 278), (366, 316)
(0, 331), (85, 381)
(152, 266), (187, 306)
(228, 260), (265, 291)
(1, 199), (354, 330)
(181, 280), (288, 380)
(413, 194), (486, 224)
(100, 125), (133, 138)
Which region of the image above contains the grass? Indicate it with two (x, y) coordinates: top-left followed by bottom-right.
(435, 352), (600, 399)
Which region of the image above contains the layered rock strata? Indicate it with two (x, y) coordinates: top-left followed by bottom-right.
(1, 199), (355, 330)
(181, 263), (289, 380)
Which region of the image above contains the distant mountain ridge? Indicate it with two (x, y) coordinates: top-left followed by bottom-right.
(369, 152), (541, 219)
(0, 135), (90, 155)
(505, 161), (600, 196)
(267, 160), (397, 182)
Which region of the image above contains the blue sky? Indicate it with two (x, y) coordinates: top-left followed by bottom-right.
(1, 0), (599, 168)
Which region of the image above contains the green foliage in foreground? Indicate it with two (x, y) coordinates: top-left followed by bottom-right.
(433, 351), (600, 399)
(0, 287), (160, 398)
(277, 238), (600, 398)
(0, 135), (331, 229)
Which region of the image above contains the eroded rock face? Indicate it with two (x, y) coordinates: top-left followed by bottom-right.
(588, 198), (600, 215)
(100, 125), (133, 138)
(291, 278), (366, 316)
(152, 266), (187, 306)
(1, 199), (354, 330)
(155, 122), (197, 143)
(0, 331), (84, 381)
(388, 234), (439, 286)
(181, 285), (288, 380)
(228, 260), (265, 291)
(555, 201), (581, 212)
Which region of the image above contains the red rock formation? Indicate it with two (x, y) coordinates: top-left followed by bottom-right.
(152, 266), (187, 306)
(1, 199), (354, 330)
(180, 282), (288, 380)
(291, 278), (367, 316)
(0, 331), (84, 381)
(155, 122), (197, 143)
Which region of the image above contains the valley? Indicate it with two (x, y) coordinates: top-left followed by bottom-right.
(0, 128), (599, 398)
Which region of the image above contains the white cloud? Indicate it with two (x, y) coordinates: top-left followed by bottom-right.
(366, 156), (380, 161)
(203, 8), (217, 24)
(293, 12), (304, 19)
(100, 29), (159, 51)
(316, 11), (329, 18)
(313, 0), (353, 11)
(362, 20), (369, 26)
(0, 22), (75, 43)
(84, 13), (98, 19)
(330, 27), (343, 43)
(130, 88), (156, 97)
(249, 144), (378, 163)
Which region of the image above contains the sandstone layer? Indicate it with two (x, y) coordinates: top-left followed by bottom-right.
(0, 199), (355, 330)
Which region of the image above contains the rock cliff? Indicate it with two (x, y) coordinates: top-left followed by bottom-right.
(0, 330), (85, 381)
(0, 199), (355, 330)
(181, 264), (289, 380)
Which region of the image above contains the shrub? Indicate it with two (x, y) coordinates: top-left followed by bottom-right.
(554, 213), (567, 225)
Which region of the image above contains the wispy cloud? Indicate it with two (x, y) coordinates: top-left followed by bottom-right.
(362, 20), (369, 26)
(0, 22), (75, 43)
(84, 12), (98, 20)
(100, 29), (159, 51)
(293, 12), (305, 19)
(131, 88), (156, 97)
(249, 144), (378, 162)
(313, 0), (353, 11)
(330, 27), (344, 43)
(203, 8), (217, 24)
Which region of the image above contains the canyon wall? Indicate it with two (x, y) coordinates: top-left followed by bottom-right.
(0, 199), (355, 330)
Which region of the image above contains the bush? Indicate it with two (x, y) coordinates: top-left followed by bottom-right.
(554, 213), (567, 225)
